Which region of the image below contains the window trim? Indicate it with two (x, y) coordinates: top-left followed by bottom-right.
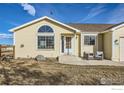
(84, 35), (96, 46)
(38, 25), (54, 33)
(37, 33), (54, 36)
(37, 25), (55, 50)
(37, 35), (55, 50)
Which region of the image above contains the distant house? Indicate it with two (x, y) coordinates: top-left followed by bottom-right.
(10, 16), (124, 62)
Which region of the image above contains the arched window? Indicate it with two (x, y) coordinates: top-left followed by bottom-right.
(38, 25), (53, 33)
(37, 25), (54, 49)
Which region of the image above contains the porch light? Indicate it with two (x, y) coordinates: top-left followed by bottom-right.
(114, 39), (119, 45)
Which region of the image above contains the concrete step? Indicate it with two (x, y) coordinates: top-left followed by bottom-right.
(59, 55), (82, 63)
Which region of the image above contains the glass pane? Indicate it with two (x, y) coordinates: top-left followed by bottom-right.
(84, 36), (90, 45)
(38, 25), (53, 33)
(38, 36), (54, 49)
(90, 36), (95, 45)
(66, 37), (71, 48)
(84, 35), (95, 45)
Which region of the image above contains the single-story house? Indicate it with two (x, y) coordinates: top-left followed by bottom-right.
(9, 16), (124, 62)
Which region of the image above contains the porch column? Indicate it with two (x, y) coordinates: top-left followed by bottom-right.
(97, 34), (103, 51)
(74, 33), (78, 56)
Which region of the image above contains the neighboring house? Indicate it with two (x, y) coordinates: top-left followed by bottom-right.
(9, 16), (124, 62)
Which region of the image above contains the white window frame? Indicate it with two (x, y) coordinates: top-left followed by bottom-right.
(84, 35), (96, 46)
(37, 34), (55, 49)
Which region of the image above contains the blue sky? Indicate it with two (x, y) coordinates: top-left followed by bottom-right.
(0, 3), (124, 45)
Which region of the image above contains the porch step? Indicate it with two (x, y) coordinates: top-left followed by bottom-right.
(59, 55), (82, 63)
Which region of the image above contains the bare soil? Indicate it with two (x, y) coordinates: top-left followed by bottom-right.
(0, 58), (124, 85)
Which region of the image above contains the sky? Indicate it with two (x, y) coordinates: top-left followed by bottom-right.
(0, 3), (124, 45)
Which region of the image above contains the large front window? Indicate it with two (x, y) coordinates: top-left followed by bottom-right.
(37, 25), (54, 49)
(38, 36), (54, 49)
(84, 35), (96, 45)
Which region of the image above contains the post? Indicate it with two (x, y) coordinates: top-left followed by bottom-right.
(13, 46), (15, 59)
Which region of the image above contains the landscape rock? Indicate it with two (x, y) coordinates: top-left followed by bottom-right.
(35, 55), (46, 61)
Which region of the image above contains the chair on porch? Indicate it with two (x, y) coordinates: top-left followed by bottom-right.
(84, 52), (94, 60)
(95, 51), (104, 60)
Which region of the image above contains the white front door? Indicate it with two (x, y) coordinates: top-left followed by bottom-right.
(61, 36), (73, 55)
(120, 37), (124, 62)
(64, 36), (72, 55)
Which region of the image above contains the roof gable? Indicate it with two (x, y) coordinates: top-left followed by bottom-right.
(100, 22), (124, 33)
(111, 22), (124, 31)
(9, 16), (124, 33)
(9, 16), (80, 32)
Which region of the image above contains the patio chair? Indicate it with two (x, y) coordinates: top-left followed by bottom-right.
(95, 51), (104, 60)
(84, 52), (94, 60)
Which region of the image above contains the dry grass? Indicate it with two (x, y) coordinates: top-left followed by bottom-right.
(0, 59), (124, 85)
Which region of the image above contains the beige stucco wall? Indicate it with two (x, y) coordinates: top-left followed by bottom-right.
(98, 34), (103, 51)
(112, 27), (124, 62)
(75, 34), (80, 56)
(14, 19), (79, 58)
(103, 31), (112, 60)
(81, 32), (98, 57)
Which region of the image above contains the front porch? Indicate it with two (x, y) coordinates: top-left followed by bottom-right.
(59, 55), (124, 66)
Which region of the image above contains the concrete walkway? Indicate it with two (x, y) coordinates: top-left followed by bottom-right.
(59, 55), (124, 66)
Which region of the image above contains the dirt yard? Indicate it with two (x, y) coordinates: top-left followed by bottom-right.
(0, 58), (124, 85)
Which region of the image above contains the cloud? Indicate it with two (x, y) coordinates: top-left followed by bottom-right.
(0, 33), (12, 39)
(107, 4), (124, 24)
(21, 3), (36, 16)
(78, 4), (106, 22)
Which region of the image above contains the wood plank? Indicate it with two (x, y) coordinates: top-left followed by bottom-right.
(0, 45), (14, 58)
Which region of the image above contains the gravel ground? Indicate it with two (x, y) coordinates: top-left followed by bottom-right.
(0, 58), (124, 85)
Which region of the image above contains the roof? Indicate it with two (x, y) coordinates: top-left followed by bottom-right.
(68, 24), (114, 32)
(10, 16), (80, 32)
(107, 22), (124, 29)
(100, 22), (124, 33)
(110, 22), (124, 31)
(10, 16), (123, 33)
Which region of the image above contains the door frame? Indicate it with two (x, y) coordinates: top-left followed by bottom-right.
(60, 35), (73, 55)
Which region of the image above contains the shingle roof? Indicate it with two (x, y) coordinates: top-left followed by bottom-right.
(105, 22), (124, 30)
(68, 24), (114, 32)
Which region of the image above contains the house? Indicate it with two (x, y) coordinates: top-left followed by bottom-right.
(9, 16), (124, 62)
